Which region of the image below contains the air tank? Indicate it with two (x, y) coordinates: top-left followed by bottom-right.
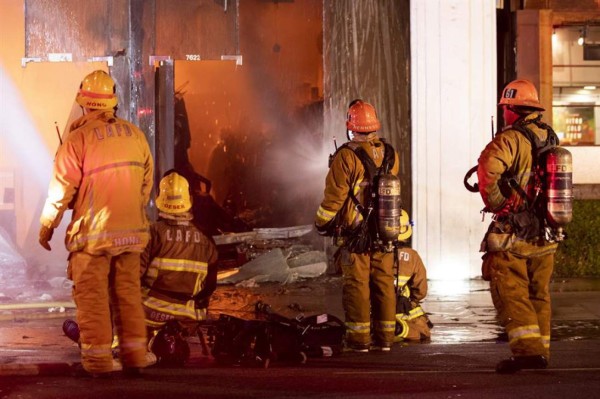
(543, 146), (573, 227)
(377, 174), (402, 248)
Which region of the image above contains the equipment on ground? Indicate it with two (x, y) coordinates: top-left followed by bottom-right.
(150, 321), (191, 367)
(209, 301), (345, 368)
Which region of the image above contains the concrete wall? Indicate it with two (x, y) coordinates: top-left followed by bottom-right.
(322, 0), (412, 212)
(411, 0), (498, 280)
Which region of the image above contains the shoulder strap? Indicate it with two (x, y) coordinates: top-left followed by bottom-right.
(509, 115), (560, 209)
(352, 146), (378, 181)
(512, 114), (560, 158)
(344, 142), (396, 216)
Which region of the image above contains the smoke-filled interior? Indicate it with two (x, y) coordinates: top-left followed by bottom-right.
(1, 0), (329, 286)
(171, 1), (325, 234)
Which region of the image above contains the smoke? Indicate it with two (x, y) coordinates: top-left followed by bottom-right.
(0, 65), (71, 284)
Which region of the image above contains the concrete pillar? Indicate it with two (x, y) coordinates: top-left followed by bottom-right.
(516, 9), (553, 123)
(411, 0), (497, 280)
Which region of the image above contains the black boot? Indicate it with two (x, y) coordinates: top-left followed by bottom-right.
(496, 355), (548, 374)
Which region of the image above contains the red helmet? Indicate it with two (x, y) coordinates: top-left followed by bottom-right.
(346, 100), (381, 133)
(498, 79), (544, 110)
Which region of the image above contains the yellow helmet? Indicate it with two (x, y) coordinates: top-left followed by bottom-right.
(156, 172), (192, 214)
(76, 70), (118, 110)
(397, 209), (413, 242)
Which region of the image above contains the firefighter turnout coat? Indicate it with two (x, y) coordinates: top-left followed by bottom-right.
(40, 109), (153, 254)
(477, 111), (557, 359)
(316, 134), (400, 348)
(141, 217), (218, 330)
(394, 248), (431, 342)
(39, 109), (153, 373)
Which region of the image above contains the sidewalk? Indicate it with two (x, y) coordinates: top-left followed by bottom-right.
(0, 277), (599, 376)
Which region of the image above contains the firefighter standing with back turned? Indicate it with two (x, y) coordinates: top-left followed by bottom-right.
(476, 79), (572, 373)
(38, 70), (154, 378)
(316, 100), (400, 352)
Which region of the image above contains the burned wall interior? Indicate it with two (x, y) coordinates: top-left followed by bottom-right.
(323, 0), (412, 216)
(24, 0), (323, 234)
(175, 0), (324, 234)
(21, 0), (410, 239)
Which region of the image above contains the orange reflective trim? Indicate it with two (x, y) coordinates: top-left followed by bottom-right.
(84, 161), (145, 177)
(79, 90), (116, 99)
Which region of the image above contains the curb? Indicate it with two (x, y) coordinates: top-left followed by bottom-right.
(0, 362), (75, 377)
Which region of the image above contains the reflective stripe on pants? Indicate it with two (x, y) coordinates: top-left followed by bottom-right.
(337, 248), (395, 346)
(69, 251), (148, 373)
(488, 250), (553, 358)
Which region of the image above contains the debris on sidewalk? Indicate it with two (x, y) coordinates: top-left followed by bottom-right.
(218, 247), (327, 285)
(0, 226), (26, 285)
(216, 225), (328, 285)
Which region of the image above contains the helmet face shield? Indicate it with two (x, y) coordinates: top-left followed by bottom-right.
(346, 129), (354, 141)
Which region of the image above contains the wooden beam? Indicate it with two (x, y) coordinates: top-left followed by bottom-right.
(553, 11), (600, 26)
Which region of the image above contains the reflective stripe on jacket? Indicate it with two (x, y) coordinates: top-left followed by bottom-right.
(315, 135), (400, 230)
(141, 219), (218, 322)
(40, 110), (153, 255)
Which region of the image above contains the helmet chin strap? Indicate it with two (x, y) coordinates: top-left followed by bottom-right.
(346, 129), (354, 141)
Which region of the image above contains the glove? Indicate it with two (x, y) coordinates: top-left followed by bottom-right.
(315, 220), (334, 237)
(39, 225), (54, 251)
(396, 296), (413, 315)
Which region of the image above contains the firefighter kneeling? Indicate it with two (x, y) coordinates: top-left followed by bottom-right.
(393, 211), (433, 343)
(141, 171), (219, 366)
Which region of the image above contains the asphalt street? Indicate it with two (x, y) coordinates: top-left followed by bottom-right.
(0, 277), (599, 398)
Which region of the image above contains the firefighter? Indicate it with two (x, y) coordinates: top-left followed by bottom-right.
(477, 79), (561, 373)
(38, 70), (154, 377)
(141, 171), (218, 365)
(393, 212), (432, 342)
(315, 99), (400, 352)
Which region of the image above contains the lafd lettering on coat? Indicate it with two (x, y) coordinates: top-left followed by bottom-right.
(165, 227), (202, 243)
(398, 250), (411, 262)
(93, 123), (133, 140)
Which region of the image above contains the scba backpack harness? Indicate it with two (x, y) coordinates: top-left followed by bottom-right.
(464, 115), (572, 243)
(335, 141), (402, 254)
(502, 115), (572, 242)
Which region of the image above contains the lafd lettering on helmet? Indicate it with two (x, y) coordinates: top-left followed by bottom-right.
(165, 228), (202, 243)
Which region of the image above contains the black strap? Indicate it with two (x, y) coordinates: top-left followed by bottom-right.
(346, 142), (396, 215)
(506, 115), (559, 217)
(463, 165), (479, 193)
